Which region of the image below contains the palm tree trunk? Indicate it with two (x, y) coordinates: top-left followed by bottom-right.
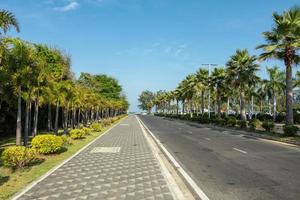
(33, 98), (39, 137)
(240, 91), (246, 121)
(201, 91), (204, 114)
(176, 99), (179, 115)
(48, 103), (52, 131)
(16, 87), (22, 146)
(285, 52), (294, 125)
(54, 99), (59, 135)
(227, 97), (230, 116)
(63, 108), (68, 135)
(77, 109), (81, 128)
(24, 98), (30, 146)
(273, 94), (277, 121)
(28, 102), (32, 136)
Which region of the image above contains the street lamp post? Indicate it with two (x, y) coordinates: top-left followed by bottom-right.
(202, 64), (218, 119)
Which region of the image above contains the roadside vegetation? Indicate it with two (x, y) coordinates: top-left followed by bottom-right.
(138, 7), (300, 139)
(0, 9), (129, 199)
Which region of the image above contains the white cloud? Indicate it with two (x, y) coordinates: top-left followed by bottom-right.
(55, 1), (79, 12)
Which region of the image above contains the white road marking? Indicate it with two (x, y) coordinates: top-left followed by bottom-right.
(137, 116), (210, 200)
(204, 137), (211, 141)
(233, 147), (247, 154)
(119, 123), (129, 126)
(188, 131), (193, 134)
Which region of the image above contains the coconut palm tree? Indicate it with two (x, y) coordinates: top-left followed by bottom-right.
(227, 49), (259, 121)
(195, 68), (209, 114)
(257, 7), (300, 125)
(211, 68), (226, 117)
(265, 66), (285, 120)
(0, 9), (20, 35)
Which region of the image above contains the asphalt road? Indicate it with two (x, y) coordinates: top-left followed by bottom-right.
(139, 115), (300, 200)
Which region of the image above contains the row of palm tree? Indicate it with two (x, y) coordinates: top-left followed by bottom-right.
(0, 9), (129, 146)
(151, 7), (300, 125)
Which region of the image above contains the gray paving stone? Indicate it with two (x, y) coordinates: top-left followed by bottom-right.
(17, 116), (174, 200)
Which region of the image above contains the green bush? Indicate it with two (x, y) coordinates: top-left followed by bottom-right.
(82, 127), (92, 135)
(238, 120), (247, 128)
(60, 135), (73, 146)
(91, 123), (103, 132)
(69, 129), (85, 139)
(262, 121), (275, 132)
(1, 146), (38, 168)
(249, 119), (261, 130)
(226, 117), (237, 127)
(283, 125), (299, 137)
(31, 135), (64, 154)
(100, 119), (112, 127)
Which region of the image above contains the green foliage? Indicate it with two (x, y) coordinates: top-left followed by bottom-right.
(60, 135), (73, 146)
(226, 117), (237, 127)
(138, 90), (155, 112)
(31, 135), (64, 154)
(249, 119), (261, 130)
(101, 119), (113, 127)
(69, 129), (85, 139)
(82, 127), (92, 135)
(283, 125), (299, 137)
(262, 121), (275, 132)
(91, 123), (103, 132)
(238, 120), (247, 128)
(1, 146), (38, 168)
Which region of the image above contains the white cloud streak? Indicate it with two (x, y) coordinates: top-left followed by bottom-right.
(55, 1), (79, 12)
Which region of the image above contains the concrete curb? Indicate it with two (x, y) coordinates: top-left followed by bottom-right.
(137, 116), (210, 200)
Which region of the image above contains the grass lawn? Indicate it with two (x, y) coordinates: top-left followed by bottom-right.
(0, 118), (123, 200)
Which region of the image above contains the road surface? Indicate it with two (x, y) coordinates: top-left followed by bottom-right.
(139, 115), (300, 200)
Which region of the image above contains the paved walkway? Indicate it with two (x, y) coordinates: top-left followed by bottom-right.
(16, 115), (175, 200)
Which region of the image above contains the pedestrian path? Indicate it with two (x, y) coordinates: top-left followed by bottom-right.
(15, 115), (175, 200)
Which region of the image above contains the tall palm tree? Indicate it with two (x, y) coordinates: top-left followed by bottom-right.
(211, 68), (226, 117)
(195, 68), (209, 114)
(227, 49), (259, 121)
(265, 66), (285, 120)
(257, 7), (300, 125)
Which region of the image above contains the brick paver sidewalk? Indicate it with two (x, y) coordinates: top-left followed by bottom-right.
(15, 115), (175, 200)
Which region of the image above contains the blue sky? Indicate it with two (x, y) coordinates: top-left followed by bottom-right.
(1, 0), (299, 111)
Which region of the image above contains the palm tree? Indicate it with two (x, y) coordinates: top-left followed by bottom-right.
(195, 68), (209, 114)
(211, 68), (226, 117)
(257, 7), (300, 125)
(265, 66), (285, 120)
(0, 9), (20, 35)
(227, 49), (259, 121)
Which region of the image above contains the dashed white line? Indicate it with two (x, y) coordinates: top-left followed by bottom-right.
(233, 148), (247, 154)
(204, 137), (211, 141)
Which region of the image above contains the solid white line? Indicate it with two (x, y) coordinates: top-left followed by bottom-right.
(11, 117), (127, 200)
(233, 147), (247, 154)
(137, 116), (210, 200)
(136, 116), (185, 200)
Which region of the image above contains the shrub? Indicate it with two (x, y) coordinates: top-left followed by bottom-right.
(31, 135), (64, 154)
(262, 121), (275, 132)
(226, 117), (237, 127)
(91, 123), (103, 132)
(275, 113), (285, 123)
(82, 127), (93, 135)
(69, 129), (85, 139)
(238, 120), (247, 128)
(283, 125), (299, 137)
(1, 146), (38, 168)
(249, 119), (261, 130)
(60, 135), (73, 146)
(100, 119), (112, 127)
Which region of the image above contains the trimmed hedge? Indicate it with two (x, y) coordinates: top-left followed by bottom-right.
(262, 121), (275, 132)
(1, 146), (38, 168)
(31, 135), (64, 154)
(283, 125), (299, 137)
(69, 129), (85, 139)
(249, 119), (261, 130)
